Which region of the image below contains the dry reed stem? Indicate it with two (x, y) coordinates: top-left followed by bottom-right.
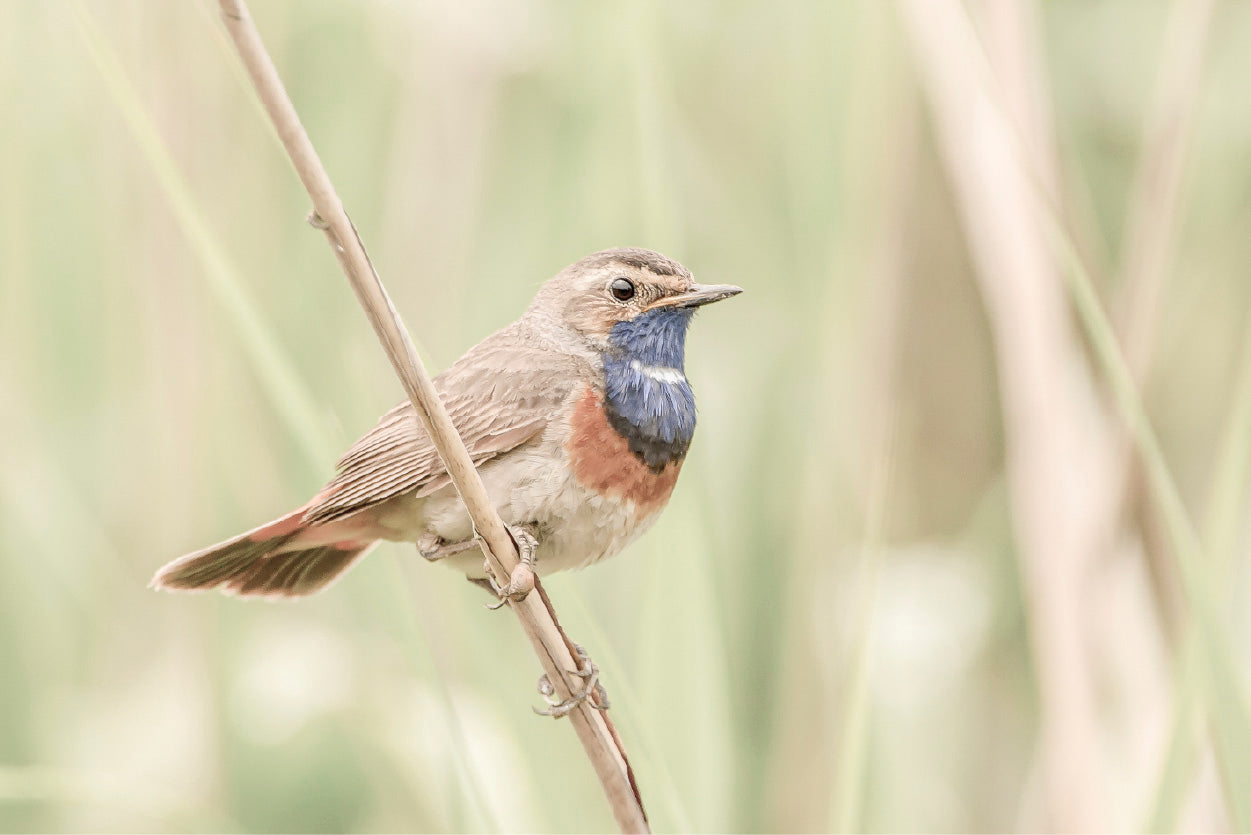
(1107, 0), (1218, 646)
(214, 1), (648, 830)
(981, 5), (1177, 825)
(911, 2), (1224, 828)
(898, 1), (1118, 830)
(1114, 0), (1216, 380)
(1104, 1), (1218, 824)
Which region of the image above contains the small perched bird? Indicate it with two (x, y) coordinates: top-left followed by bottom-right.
(152, 248), (741, 600)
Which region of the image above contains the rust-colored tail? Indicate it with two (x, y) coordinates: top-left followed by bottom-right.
(151, 507), (377, 599)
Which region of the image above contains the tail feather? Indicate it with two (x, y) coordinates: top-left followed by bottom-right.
(152, 507), (378, 599)
(229, 541), (375, 598)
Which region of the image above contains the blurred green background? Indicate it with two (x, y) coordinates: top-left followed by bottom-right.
(4, 0), (1251, 831)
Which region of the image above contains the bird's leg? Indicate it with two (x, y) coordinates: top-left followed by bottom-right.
(534, 643), (610, 718)
(482, 524), (538, 610)
(417, 532), (481, 562)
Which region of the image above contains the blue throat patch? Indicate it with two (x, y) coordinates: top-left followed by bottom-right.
(603, 308), (697, 471)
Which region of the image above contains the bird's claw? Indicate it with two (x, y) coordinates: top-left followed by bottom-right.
(417, 533), (479, 563)
(533, 644), (610, 718)
(483, 525), (538, 610)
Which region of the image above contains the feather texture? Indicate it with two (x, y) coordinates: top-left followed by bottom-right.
(304, 322), (588, 523)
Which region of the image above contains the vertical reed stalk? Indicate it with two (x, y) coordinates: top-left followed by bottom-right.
(214, 2), (649, 830)
(898, 1), (1119, 828)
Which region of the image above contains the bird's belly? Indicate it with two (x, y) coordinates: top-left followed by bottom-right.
(529, 385), (683, 572)
(527, 475), (665, 574)
(379, 436), (668, 578)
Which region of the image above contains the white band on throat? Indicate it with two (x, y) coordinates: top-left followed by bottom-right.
(629, 359), (687, 385)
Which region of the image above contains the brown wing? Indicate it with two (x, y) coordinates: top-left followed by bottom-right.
(304, 326), (584, 523)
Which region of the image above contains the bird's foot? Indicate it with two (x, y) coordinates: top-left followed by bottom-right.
(534, 644), (610, 718)
(417, 533), (481, 562)
(483, 524), (538, 610)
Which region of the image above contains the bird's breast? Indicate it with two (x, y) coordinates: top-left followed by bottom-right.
(566, 386), (683, 515)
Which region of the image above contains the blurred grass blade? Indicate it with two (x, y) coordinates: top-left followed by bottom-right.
(562, 588), (695, 833)
(899, 1), (1251, 827)
(1203, 312), (1251, 574)
(1206, 648), (1251, 828)
(1050, 181), (1251, 834)
(899, 3), (1111, 826)
(829, 421), (894, 833)
(924, 6), (1251, 826)
(1145, 651), (1203, 832)
(1113, 0), (1216, 379)
(74, 5), (336, 467)
(1147, 298), (1251, 831)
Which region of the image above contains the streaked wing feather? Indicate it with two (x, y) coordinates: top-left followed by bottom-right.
(304, 327), (581, 523)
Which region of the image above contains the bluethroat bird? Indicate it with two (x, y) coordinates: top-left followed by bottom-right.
(152, 248), (741, 600)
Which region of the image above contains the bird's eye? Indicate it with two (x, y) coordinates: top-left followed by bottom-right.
(609, 277), (636, 301)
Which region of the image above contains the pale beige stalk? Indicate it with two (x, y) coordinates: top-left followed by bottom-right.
(215, 1), (648, 830)
(1115, 0), (1216, 380)
(1108, 2), (1223, 828)
(898, 1), (1118, 830)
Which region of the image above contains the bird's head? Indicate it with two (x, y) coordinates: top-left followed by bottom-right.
(533, 247), (742, 366)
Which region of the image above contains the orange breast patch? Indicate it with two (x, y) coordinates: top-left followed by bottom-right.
(567, 387), (682, 514)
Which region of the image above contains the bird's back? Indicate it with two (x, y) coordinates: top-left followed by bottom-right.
(306, 319), (595, 525)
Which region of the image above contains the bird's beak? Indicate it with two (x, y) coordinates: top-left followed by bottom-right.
(648, 283), (744, 311)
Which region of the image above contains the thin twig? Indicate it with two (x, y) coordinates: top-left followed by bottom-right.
(214, 1), (648, 830)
